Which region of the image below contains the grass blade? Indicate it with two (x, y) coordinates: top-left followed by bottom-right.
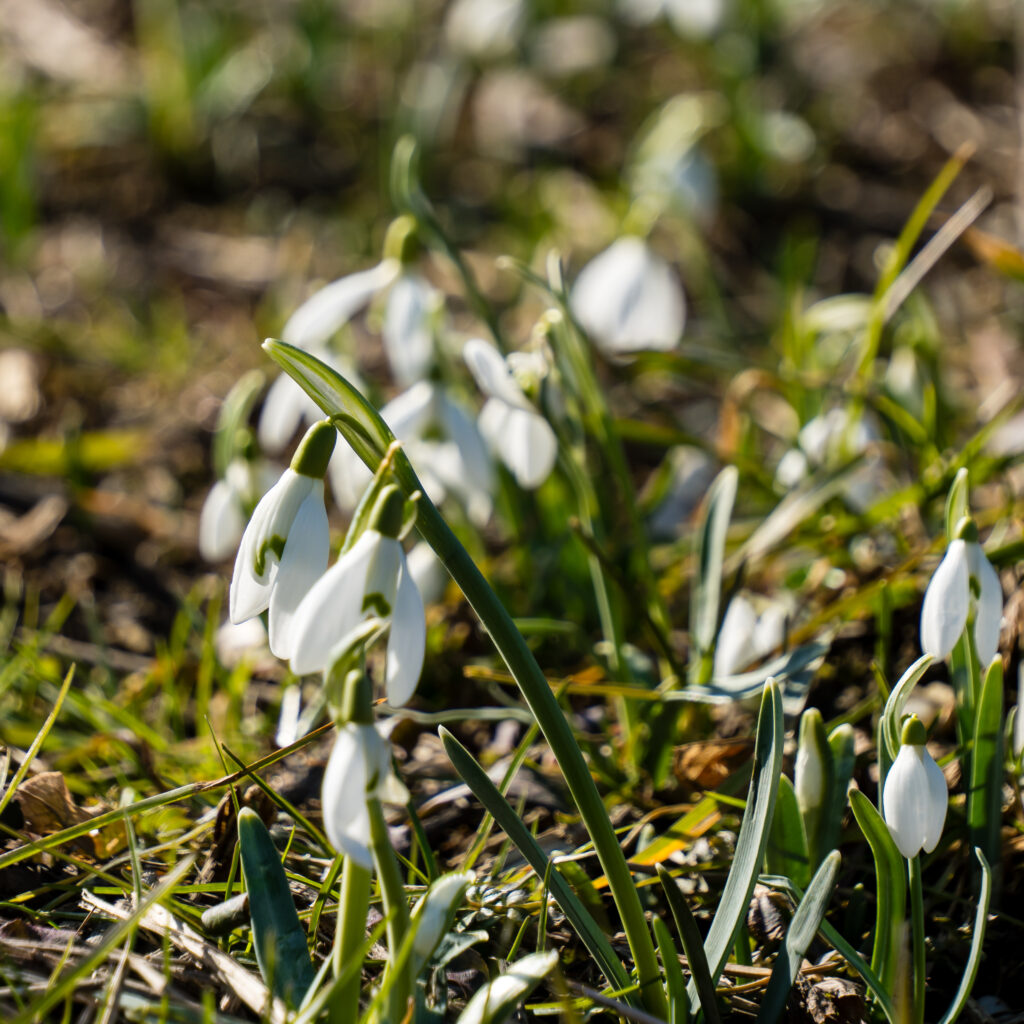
(765, 774), (809, 889)
(690, 465), (738, 685)
(652, 914), (688, 1024)
(696, 679), (784, 993)
(657, 864), (719, 1024)
(937, 848), (992, 1024)
(439, 727), (633, 997)
(237, 807), (315, 1009)
(756, 850), (841, 1023)
(879, 653), (934, 786)
(968, 659), (1003, 881)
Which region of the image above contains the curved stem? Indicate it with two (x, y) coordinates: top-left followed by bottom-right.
(369, 796), (412, 1018)
(908, 855), (926, 1024)
(331, 857), (371, 1024)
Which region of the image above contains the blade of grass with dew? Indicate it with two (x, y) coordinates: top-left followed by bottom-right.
(937, 848), (992, 1024)
(267, 338), (666, 1017)
(765, 774), (810, 889)
(968, 659), (1003, 879)
(689, 465), (737, 686)
(652, 914), (688, 1024)
(657, 864), (719, 1024)
(694, 679), (783, 996)
(755, 851), (841, 1023)
(237, 807), (316, 1009)
(13, 855), (196, 1024)
(439, 727), (632, 998)
(455, 950), (560, 1024)
(849, 789), (904, 995)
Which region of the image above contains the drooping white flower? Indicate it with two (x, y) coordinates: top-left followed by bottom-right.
(229, 423), (335, 660)
(199, 460), (277, 562)
(383, 272), (440, 387)
(321, 722), (409, 870)
(569, 237), (685, 355)
(287, 528), (426, 706)
(920, 521), (1002, 663)
(444, 0), (525, 60)
(382, 381), (494, 525)
(882, 717), (947, 859)
(713, 593), (787, 679)
(463, 338), (557, 490)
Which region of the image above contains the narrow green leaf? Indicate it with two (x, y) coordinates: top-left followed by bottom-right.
(455, 950), (559, 1024)
(756, 851), (841, 1023)
(652, 914), (688, 1024)
(697, 680), (784, 993)
(879, 654), (934, 787)
(409, 872), (474, 976)
(968, 659), (1003, 875)
(944, 467), (970, 541)
(237, 808), (315, 1009)
(766, 774), (810, 889)
(657, 865), (719, 1024)
(937, 848), (992, 1024)
(849, 788), (905, 994)
(823, 724), (855, 863)
(439, 728), (632, 997)
(762, 874), (898, 1024)
(690, 465), (738, 684)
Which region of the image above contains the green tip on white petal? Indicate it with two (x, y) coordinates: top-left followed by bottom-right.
(900, 714), (927, 746)
(369, 484), (405, 539)
(953, 515), (978, 543)
(290, 420), (337, 478)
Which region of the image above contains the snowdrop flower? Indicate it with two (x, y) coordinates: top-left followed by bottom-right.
(381, 381), (494, 525)
(570, 237), (686, 355)
(287, 488), (425, 706)
(920, 517), (1002, 664)
(229, 421), (335, 660)
(794, 708), (826, 818)
(444, 0), (525, 60)
(463, 338), (557, 489)
(321, 721), (409, 869)
(713, 593), (788, 678)
(882, 715), (947, 859)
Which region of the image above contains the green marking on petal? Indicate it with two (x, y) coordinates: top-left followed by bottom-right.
(363, 592), (392, 617)
(254, 534), (286, 576)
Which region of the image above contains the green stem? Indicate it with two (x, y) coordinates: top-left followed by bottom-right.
(908, 855), (925, 1024)
(412, 497), (668, 1017)
(369, 796), (412, 1017)
(331, 857), (371, 1024)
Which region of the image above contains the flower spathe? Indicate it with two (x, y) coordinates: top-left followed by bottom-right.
(286, 529), (426, 706)
(463, 338), (557, 490)
(229, 423), (335, 661)
(882, 720), (948, 859)
(321, 722), (409, 870)
(569, 237), (685, 355)
(919, 524), (1002, 663)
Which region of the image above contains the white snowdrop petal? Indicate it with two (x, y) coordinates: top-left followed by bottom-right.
(775, 447), (809, 489)
(322, 725), (374, 869)
(229, 503), (275, 623)
(571, 238), (684, 354)
(752, 603), (787, 661)
(794, 740), (823, 816)
(383, 274), (435, 386)
(439, 395), (494, 495)
(921, 750), (948, 854)
(406, 541), (447, 606)
(282, 261), (399, 351)
(288, 531), (379, 675)
(381, 381), (438, 441)
(883, 746), (928, 858)
(327, 443), (374, 513)
(477, 397), (512, 456)
(364, 536), (403, 618)
(385, 563), (426, 707)
(499, 406), (557, 489)
(970, 544), (1003, 666)
(920, 539), (970, 660)
(713, 595), (758, 678)
(199, 480), (245, 562)
(268, 484), (330, 660)
(464, 338), (530, 407)
(258, 373), (319, 453)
